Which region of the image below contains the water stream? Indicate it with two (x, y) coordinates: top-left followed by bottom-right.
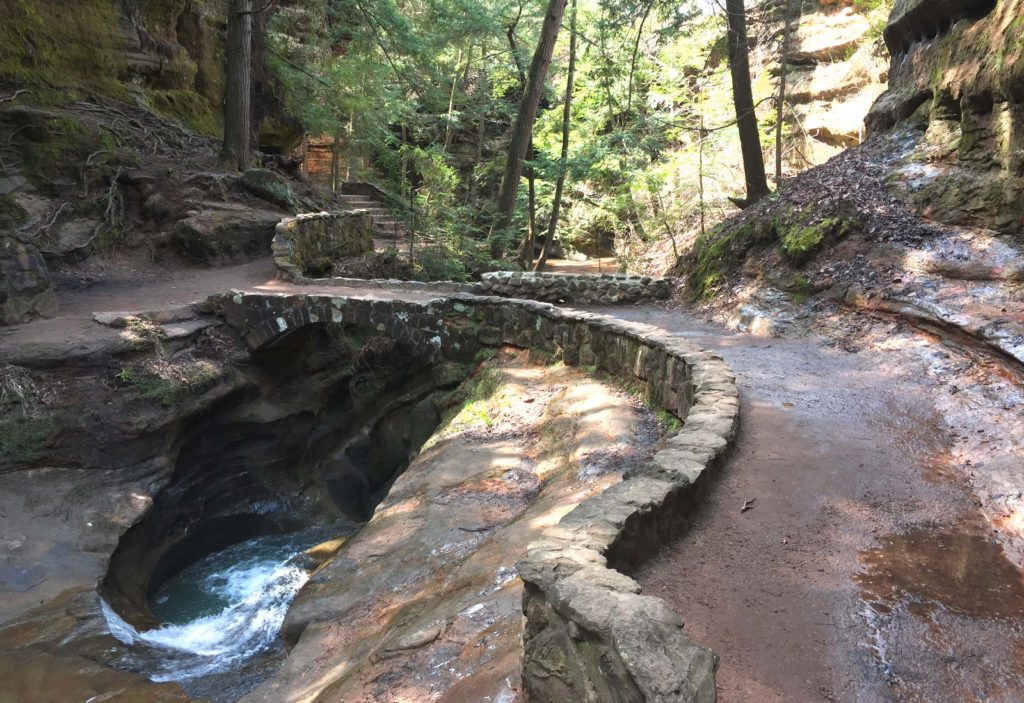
(101, 523), (356, 693)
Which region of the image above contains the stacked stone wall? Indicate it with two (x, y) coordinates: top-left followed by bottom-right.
(216, 290), (738, 703)
(272, 211), (374, 279)
(476, 271), (672, 305)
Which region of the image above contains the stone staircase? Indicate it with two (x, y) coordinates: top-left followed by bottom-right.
(337, 193), (409, 243)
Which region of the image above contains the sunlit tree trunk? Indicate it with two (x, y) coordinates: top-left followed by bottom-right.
(775, 0), (795, 184)
(223, 0), (253, 171)
(468, 111), (486, 206)
(489, 0), (569, 257)
(330, 130), (340, 192)
(725, 0), (769, 206)
(535, 0), (577, 272)
(524, 167), (537, 266)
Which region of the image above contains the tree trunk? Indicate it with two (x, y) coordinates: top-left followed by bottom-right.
(468, 111), (486, 206)
(507, 10), (540, 265)
(775, 0), (795, 184)
(489, 0), (569, 257)
(330, 130), (340, 192)
(524, 165), (537, 267)
(535, 0), (577, 272)
(725, 0), (769, 206)
(626, 0), (654, 115)
(443, 48), (472, 156)
(224, 0), (253, 171)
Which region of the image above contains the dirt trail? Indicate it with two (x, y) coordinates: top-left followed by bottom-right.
(0, 258), (445, 365)
(598, 306), (1024, 703)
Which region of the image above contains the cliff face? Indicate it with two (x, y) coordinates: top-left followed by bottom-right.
(783, 5), (890, 168)
(867, 0), (1024, 235)
(0, 0), (225, 134)
(1, 0), (295, 145)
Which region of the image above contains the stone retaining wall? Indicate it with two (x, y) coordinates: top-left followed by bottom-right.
(476, 271), (673, 305)
(217, 290), (738, 702)
(272, 211), (374, 279)
(290, 272), (473, 295)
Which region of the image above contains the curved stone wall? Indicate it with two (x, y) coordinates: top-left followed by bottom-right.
(216, 290), (737, 702)
(281, 270), (676, 306)
(477, 271), (673, 305)
(272, 211), (374, 279)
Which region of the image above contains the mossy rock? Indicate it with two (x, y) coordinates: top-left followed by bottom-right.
(0, 108), (118, 189)
(0, 194), (28, 229)
(0, 0), (127, 102)
(777, 215), (858, 263)
(147, 90), (219, 136)
(241, 169), (297, 212)
(684, 219), (775, 298)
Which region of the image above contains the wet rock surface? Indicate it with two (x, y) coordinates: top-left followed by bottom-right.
(246, 350), (662, 702)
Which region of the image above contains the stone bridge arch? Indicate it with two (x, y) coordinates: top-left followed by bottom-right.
(217, 291), (446, 358)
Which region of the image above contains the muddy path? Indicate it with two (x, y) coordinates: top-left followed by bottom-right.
(596, 306), (1024, 703)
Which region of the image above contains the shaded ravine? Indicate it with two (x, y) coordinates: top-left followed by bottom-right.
(597, 306), (1024, 703)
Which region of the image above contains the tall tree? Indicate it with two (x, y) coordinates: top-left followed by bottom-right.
(535, 0), (577, 272)
(506, 8), (539, 265)
(725, 0), (769, 206)
(489, 0), (569, 257)
(224, 0), (253, 170)
(775, 0), (795, 184)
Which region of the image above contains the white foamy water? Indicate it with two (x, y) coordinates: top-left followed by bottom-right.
(101, 527), (349, 684)
(102, 560), (308, 681)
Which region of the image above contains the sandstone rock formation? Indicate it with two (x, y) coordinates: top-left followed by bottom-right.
(784, 6), (889, 167)
(867, 0), (1024, 235)
(0, 234), (57, 325)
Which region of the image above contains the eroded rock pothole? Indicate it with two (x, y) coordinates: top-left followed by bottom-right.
(9, 327), (665, 703)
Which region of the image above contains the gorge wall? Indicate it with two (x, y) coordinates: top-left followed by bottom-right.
(867, 0), (1024, 235)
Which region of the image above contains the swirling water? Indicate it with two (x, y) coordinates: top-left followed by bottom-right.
(102, 525), (353, 689)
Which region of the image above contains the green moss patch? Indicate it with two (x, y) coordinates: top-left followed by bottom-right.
(0, 0), (126, 101)
(684, 219), (775, 298)
(778, 216), (849, 262)
(116, 359), (221, 407)
(682, 203), (862, 298)
(2, 109), (120, 188)
(0, 417), (53, 463)
(148, 90), (219, 136)
(0, 194), (28, 229)
(433, 366), (507, 437)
